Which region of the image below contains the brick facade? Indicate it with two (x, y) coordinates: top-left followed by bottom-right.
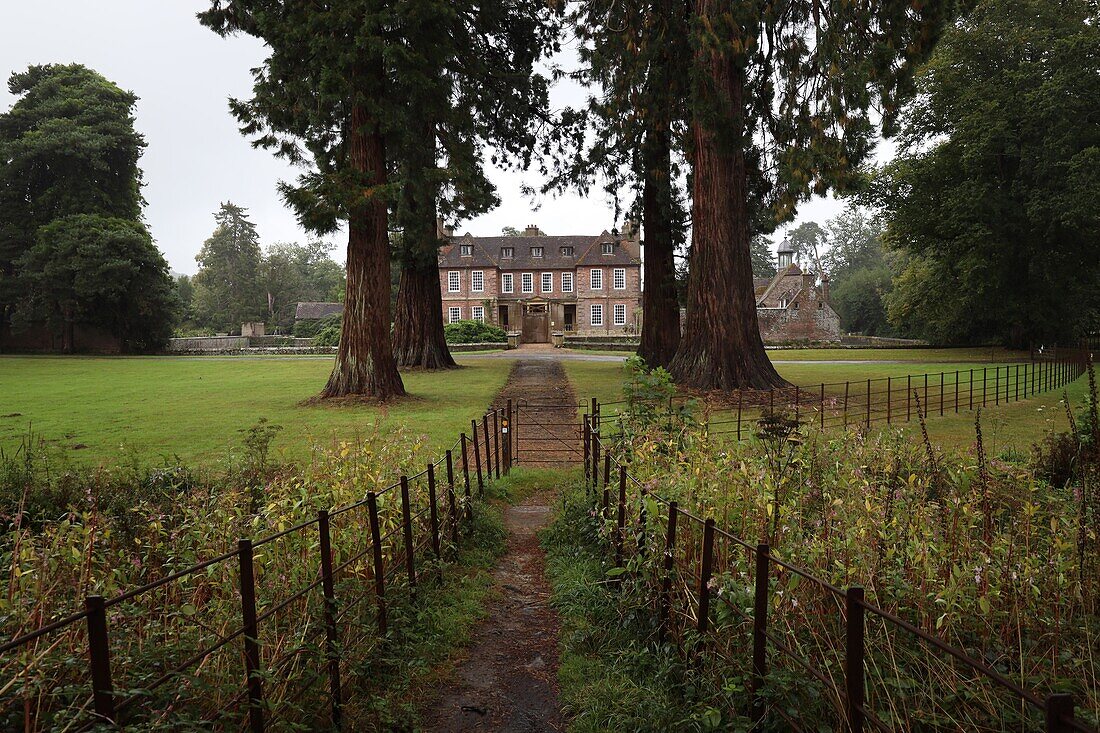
(438, 225), (643, 342)
(752, 249), (841, 343)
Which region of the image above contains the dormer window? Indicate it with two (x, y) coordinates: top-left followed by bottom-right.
(501, 246), (514, 258)
(601, 243), (614, 255)
(460, 244), (472, 256)
(531, 246), (544, 258)
(560, 246), (574, 257)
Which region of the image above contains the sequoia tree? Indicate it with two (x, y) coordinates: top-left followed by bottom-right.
(192, 202), (263, 332)
(199, 3), (405, 398)
(550, 0), (690, 368)
(667, 1), (954, 390)
(389, 0), (555, 369)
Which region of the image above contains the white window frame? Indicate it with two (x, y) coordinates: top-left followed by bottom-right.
(448, 307), (461, 323)
(561, 272), (574, 293)
(613, 303), (627, 326)
(590, 268), (603, 290)
(471, 270), (484, 293)
(521, 272), (534, 294)
(531, 246), (544, 258)
(502, 272), (514, 294)
(613, 268), (626, 290)
(541, 272), (553, 293)
(590, 303), (604, 327)
(601, 243), (613, 255)
(501, 246), (514, 258)
(460, 244), (472, 256)
(472, 305), (484, 323)
(448, 271), (460, 293)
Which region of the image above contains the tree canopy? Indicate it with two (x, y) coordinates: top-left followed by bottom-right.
(0, 63), (174, 352)
(876, 0), (1100, 346)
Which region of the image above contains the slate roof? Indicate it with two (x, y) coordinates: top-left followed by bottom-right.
(438, 232), (640, 271)
(295, 302), (344, 320)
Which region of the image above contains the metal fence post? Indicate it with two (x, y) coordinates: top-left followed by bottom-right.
(886, 377), (892, 424)
(583, 415), (591, 486)
(317, 510), (342, 727)
(865, 379), (871, 428)
(460, 433), (472, 513)
(603, 453), (611, 498)
(505, 399), (513, 473)
(819, 384), (826, 430)
(939, 372), (944, 416)
(794, 386), (800, 423)
(482, 413), (492, 484)
(907, 375), (912, 421)
(367, 493), (387, 634)
(638, 487), (648, 561)
(843, 382), (850, 428)
(845, 586), (865, 733)
(659, 502), (679, 643)
(995, 366), (1000, 406)
(237, 538), (265, 733)
(400, 476), (417, 599)
(955, 370), (960, 413)
(428, 463), (442, 565)
(471, 420), (484, 497)
(1046, 693), (1076, 732)
(737, 389), (744, 440)
(446, 450), (459, 546)
(697, 519), (716, 636)
(85, 595), (116, 724)
(983, 368), (988, 406)
(752, 544), (770, 724)
(493, 409), (501, 479)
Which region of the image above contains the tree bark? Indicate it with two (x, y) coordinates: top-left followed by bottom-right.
(637, 105), (680, 369)
(321, 101), (406, 399)
(668, 3), (788, 391)
(391, 115), (456, 370)
(392, 259), (457, 369)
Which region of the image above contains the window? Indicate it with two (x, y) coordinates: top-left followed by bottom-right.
(613, 268), (626, 290)
(502, 273), (514, 294)
(460, 244), (472, 256)
(501, 246), (514, 258)
(561, 272), (574, 293)
(471, 270), (484, 293)
(590, 304), (604, 327)
(472, 306), (484, 323)
(601, 243), (613, 255)
(448, 307), (461, 323)
(531, 246), (544, 258)
(448, 271), (460, 292)
(560, 246), (574, 257)
(590, 268), (603, 290)
(780, 298), (789, 308)
(541, 272), (553, 293)
(613, 304), (627, 326)
(521, 272), (534, 293)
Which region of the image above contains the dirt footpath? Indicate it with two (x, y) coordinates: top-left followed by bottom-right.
(417, 490), (563, 732)
(495, 357), (582, 467)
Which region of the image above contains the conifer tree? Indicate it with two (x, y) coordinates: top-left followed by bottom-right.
(389, 0), (556, 369)
(668, 0), (954, 389)
(199, 2), (407, 398)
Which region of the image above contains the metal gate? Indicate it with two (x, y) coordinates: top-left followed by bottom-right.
(511, 399), (583, 466)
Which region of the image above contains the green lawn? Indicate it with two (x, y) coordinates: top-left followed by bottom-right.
(0, 355), (514, 465)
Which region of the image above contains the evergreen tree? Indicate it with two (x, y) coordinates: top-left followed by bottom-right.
(667, 0), (954, 389)
(199, 2), (406, 397)
(750, 235), (776, 279)
(548, 0), (691, 368)
(0, 64), (146, 343)
(389, 0), (556, 369)
(192, 202), (263, 332)
(878, 0), (1100, 346)
(260, 240), (344, 331)
(18, 215), (176, 352)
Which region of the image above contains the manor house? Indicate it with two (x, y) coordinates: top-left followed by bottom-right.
(437, 223), (643, 343)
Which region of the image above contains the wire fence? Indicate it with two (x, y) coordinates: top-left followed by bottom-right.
(0, 404), (516, 731)
(579, 348), (1096, 732)
(591, 347), (1090, 441)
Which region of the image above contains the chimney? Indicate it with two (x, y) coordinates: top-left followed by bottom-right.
(436, 218), (454, 238)
(524, 224), (541, 236)
(820, 273), (830, 303)
(622, 218), (640, 241)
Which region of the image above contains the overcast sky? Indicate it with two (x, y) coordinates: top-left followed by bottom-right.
(1, 1), (871, 275)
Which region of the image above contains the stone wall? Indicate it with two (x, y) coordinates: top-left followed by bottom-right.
(757, 305), (841, 344)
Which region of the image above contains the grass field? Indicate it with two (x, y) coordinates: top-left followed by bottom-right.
(0, 356), (513, 465)
(1, 348), (1081, 465)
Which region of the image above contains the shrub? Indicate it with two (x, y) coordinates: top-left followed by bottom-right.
(293, 312), (340, 338)
(443, 319), (506, 344)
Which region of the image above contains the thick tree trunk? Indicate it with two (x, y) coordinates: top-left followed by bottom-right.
(391, 115), (456, 370)
(668, 4), (788, 391)
(393, 260), (456, 369)
(637, 111), (680, 369)
(321, 102), (405, 399)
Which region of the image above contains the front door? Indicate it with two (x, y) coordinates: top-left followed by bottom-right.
(522, 304), (550, 343)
